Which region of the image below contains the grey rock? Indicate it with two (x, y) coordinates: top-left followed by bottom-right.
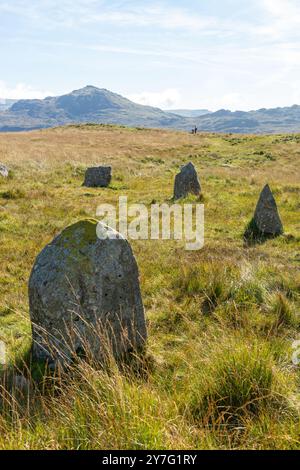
(28, 219), (147, 366)
(173, 162), (201, 200)
(0, 164), (9, 178)
(254, 184), (283, 235)
(83, 166), (111, 187)
(12, 375), (30, 395)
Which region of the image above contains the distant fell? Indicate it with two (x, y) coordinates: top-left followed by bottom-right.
(1, 86), (300, 133)
(0, 86), (190, 132)
(196, 105), (300, 133)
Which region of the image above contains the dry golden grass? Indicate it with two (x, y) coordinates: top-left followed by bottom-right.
(0, 125), (298, 185)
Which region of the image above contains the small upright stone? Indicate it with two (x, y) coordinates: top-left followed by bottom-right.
(28, 219), (147, 367)
(173, 162), (201, 200)
(0, 164), (9, 178)
(253, 184), (283, 235)
(83, 166), (111, 187)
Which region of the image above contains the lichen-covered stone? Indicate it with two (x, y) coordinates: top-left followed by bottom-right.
(83, 166), (111, 187)
(0, 164), (9, 178)
(28, 219), (147, 366)
(254, 184), (283, 235)
(173, 162), (201, 200)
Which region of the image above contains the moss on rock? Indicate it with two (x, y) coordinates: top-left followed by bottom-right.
(58, 219), (98, 251)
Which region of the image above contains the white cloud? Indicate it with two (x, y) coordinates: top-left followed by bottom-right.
(0, 81), (53, 99)
(259, 0), (300, 38)
(1, 0), (299, 40)
(127, 89), (181, 109)
(262, 0), (300, 20)
(0, 1), (212, 30)
(84, 6), (218, 32)
(0, 0), (254, 36)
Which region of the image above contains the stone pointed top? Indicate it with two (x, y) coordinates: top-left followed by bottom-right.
(254, 184), (283, 235)
(173, 161), (201, 200)
(184, 162), (196, 170)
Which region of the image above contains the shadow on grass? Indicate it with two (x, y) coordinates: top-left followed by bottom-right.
(0, 339), (154, 413)
(169, 193), (205, 204)
(0, 344), (56, 406)
(243, 218), (282, 247)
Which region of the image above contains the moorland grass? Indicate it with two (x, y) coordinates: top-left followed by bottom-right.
(0, 124), (299, 449)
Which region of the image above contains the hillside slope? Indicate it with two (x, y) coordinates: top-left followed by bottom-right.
(0, 86), (191, 132)
(197, 106), (300, 133)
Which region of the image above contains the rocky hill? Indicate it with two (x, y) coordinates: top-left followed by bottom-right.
(1, 86), (300, 133)
(0, 86), (190, 132)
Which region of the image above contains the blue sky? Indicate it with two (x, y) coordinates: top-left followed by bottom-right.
(1, 0), (300, 110)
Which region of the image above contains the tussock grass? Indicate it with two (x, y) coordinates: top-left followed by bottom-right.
(268, 292), (299, 332)
(185, 339), (292, 426)
(0, 188), (25, 200)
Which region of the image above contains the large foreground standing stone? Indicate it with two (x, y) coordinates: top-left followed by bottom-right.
(29, 219), (147, 366)
(253, 184), (283, 235)
(0, 164), (9, 178)
(173, 162), (201, 200)
(83, 166), (111, 187)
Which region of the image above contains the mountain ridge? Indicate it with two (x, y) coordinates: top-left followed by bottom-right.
(0, 86), (190, 132)
(1, 86), (300, 133)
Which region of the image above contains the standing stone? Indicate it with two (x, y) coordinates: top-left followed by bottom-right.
(253, 184), (283, 235)
(28, 219), (147, 366)
(0, 164), (9, 178)
(83, 166), (111, 187)
(173, 162), (201, 200)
